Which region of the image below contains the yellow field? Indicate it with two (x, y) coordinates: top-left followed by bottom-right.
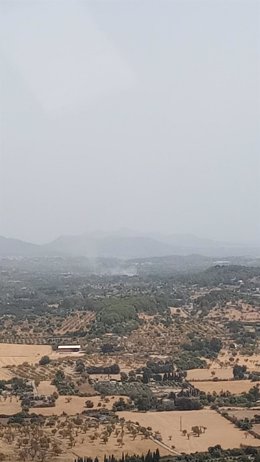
(220, 352), (260, 370)
(119, 410), (259, 453)
(0, 367), (14, 380)
(68, 431), (167, 460)
(187, 368), (233, 381)
(30, 395), (127, 416)
(191, 380), (258, 394)
(37, 381), (57, 395)
(0, 343), (57, 380)
(0, 397), (21, 415)
(226, 408), (260, 420)
(0, 343), (53, 367)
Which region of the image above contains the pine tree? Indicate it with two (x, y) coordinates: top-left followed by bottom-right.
(154, 449), (160, 462)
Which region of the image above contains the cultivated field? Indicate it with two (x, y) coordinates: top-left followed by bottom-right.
(0, 396), (21, 415)
(227, 308), (260, 322)
(187, 368), (233, 381)
(0, 367), (14, 380)
(0, 343), (56, 380)
(3, 413), (166, 461)
(219, 352), (260, 370)
(0, 343), (54, 367)
(208, 302), (260, 323)
(191, 380), (259, 394)
(37, 380), (57, 395)
(54, 311), (95, 335)
(66, 429), (167, 461)
(120, 410), (259, 453)
(31, 395), (128, 416)
(225, 408), (260, 420)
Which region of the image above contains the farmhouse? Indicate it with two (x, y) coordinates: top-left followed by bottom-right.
(57, 344), (81, 353)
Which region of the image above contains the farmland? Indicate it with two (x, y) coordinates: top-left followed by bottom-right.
(120, 410), (259, 453)
(0, 396), (21, 415)
(31, 395), (128, 416)
(190, 380), (260, 394)
(0, 259), (259, 460)
(187, 368), (233, 381)
(0, 343), (54, 367)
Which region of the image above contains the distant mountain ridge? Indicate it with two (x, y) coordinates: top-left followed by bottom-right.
(45, 235), (174, 259)
(0, 236), (40, 257)
(0, 232), (259, 259)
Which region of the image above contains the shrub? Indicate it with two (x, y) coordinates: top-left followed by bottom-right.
(39, 356), (50, 366)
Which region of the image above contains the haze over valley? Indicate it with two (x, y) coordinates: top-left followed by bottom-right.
(0, 1), (260, 461)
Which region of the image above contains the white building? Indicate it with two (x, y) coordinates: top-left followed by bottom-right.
(57, 345), (81, 353)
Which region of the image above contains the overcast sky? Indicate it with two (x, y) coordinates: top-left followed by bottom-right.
(0, 0), (259, 244)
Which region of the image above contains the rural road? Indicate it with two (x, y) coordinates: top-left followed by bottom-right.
(149, 435), (181, 455)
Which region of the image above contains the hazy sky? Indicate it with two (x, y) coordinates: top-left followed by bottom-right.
(0, 0), (259, 244)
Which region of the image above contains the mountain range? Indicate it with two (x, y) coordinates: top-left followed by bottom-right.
(0, 231), (259, 259)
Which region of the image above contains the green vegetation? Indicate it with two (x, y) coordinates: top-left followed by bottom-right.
(88, 295), (169, 336)
(0, 377), (33, 396)
(165, 446), (259, 462)
(200, 385), (260, 408)
(174, 352), (207, 370)
(74, 446), (260, 462)
(94, 381), (152, 399)
(180, 265), (260, 287)
(182, 337), (222, 359)
(233, 364), (247, 379)
(52, 369), (77, 395)
(39, 355), (50, 366)
(75, 449), (160, 462)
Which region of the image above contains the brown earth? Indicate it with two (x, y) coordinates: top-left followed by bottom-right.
(0, 396), (21, 415)
(187, 368), (233, 381)
(191, 380), (258, 394)
(0, 343), (54, 367)
(119, 409), (259, 453)
(30, 395), (128, 416)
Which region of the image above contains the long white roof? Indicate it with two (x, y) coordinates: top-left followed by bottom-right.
(57, 345), (81, 349)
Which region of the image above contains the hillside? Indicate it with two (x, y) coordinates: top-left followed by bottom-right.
(44, 233), (260, 259)
(0, 236), (40, 257)
(0, 232), (259, 259)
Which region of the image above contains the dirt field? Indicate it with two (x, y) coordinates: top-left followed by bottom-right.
(0, 416), (166, 462)
(68, 431), (167, 460)
(0, 367), (14, 380)
(252, 423), (260, 436)
(0, 343), (85, 372)
(37, 381), (56, 395)
(54, 311), (95, 335)
(90, 374), (121, 382)
(225, 408), (260, 420)
(191, 380), (258, 394)
(199, 350), (260, 372)
(227, 303), (260, 322)
(0, 343), (54, 367)
(187, 368), (233, 381)
(219, 352), (260, 370)
(31, 395), (128, 416)
(120, 410), (259, 453)
(0, 397), (21, 415)
(208, 303), (260, 323)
